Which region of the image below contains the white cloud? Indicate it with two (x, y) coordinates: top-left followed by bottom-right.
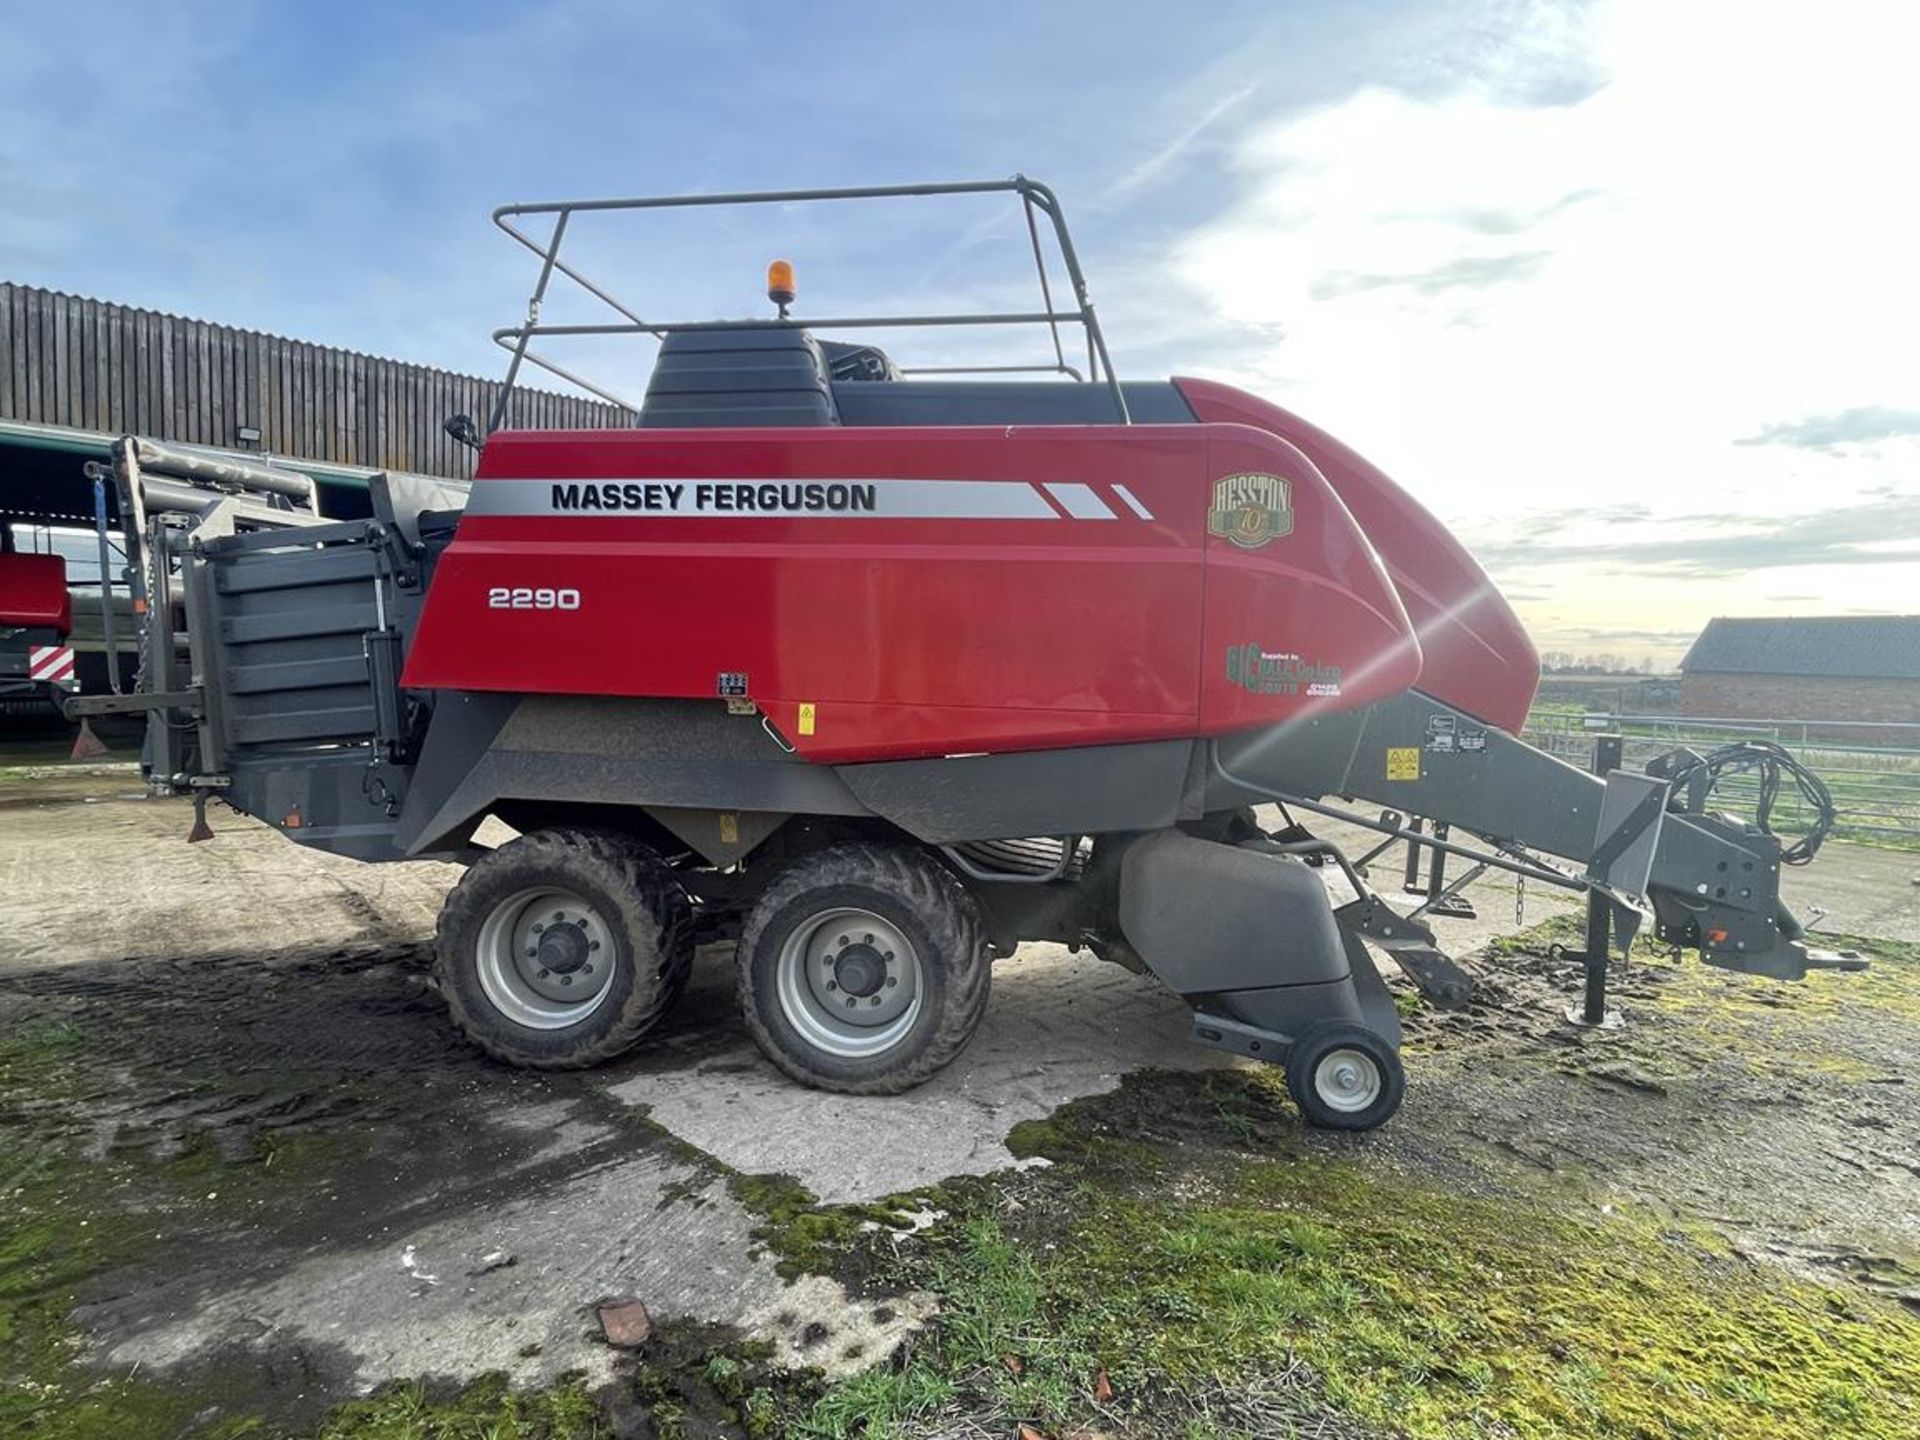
(1165, 0), (1920, 656)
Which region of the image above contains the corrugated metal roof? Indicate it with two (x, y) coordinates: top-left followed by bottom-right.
(1680, 615), (1920, 680)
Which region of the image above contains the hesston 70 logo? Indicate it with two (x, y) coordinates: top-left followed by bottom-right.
(486, 586), (582, 610)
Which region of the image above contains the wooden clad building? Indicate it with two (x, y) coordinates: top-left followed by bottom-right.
(0, 281), (632, 484)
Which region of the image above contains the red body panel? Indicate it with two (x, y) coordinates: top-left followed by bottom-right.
(0, 553), (71, 634)
(404, 422), (1420, 762)
(1176, 378), (1539, 733)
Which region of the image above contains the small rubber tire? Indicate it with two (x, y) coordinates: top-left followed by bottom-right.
(1284, 1021), (1405, 1131)
(435, 828), (693, 1069)
(737, 843), (990, 1094)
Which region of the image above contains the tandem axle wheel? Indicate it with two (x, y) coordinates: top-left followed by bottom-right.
(736, 843), (992, 1095)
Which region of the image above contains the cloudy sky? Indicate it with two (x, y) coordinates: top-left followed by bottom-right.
(4, 0), (1914, 665)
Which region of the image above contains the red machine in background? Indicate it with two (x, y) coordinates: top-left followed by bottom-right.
(0, 529), (76, 709)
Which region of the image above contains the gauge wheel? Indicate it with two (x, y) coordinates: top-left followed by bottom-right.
(436, 828), (692, 1068)
(1285, 1020), (1405, 1131)
(737, 843), (990, 1094)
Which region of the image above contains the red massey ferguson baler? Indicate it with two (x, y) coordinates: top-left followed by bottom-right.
(80, 180), (1845, 1130)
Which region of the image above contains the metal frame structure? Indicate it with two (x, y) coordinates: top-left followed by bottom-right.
(487, 176), (1130, 433)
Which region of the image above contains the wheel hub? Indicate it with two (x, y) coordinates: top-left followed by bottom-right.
(537, 920), (590, 975)
(776, 906), (922, 1058)
(832, 941), (887, 997)
(1313, 1047), (1383, 1113)
(475, 889), (615, 1029)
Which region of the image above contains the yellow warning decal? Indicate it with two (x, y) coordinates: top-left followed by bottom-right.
(1386, 747), (1421, 781)
(798, 702), (817, 736)
(718, 812), (740, 845)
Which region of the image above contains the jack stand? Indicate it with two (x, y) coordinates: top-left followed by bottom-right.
(69, 718), (110, 761)
(1565, 887), (1624, 1029)
(1401, 817), (1426, 895)
(1404, 818), (1477, 918)
(187, 790), (215, 843)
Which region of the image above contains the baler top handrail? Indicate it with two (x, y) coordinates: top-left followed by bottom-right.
(485, 175), (1129, 433)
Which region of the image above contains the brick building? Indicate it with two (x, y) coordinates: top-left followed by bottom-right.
(1679, 616), (1920, 741)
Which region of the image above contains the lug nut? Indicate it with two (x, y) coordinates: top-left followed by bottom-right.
(582, 963), (593, 975)
(526, 948), (537, 958)
(837, 935), (849, 947)
(588, 940), (600, 952)
(883, 951), (894, 962)
(844, 997), (857, 1008)
(577, 917), (589, 929)
(561, 975), (573, 986)
(538, 968), (551, 979)
(825, 980), (837, 991)
(863, 933), (874, 945)
(869, 996), (882, 1007)
(532, 923), (545, 934)
(885, 976), (897, 988)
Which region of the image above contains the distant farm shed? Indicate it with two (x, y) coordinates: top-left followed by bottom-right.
(2, 280), (634, 521)
(1679, 615), (1920, 742)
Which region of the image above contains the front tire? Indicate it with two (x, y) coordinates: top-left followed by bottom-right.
(435, 829), (693, 1069)
(736, 843), (990, 1094)
(1284, 1021), (1405, 1131)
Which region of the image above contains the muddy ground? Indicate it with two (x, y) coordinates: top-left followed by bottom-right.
(3, 748), (1919, 1438)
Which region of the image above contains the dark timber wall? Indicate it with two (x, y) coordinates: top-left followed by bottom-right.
(0, 282), (634, 480)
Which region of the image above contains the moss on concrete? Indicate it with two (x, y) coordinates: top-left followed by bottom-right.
(0, 1027), (267, 1437)
(311, 1373), (603, 1439)
(1653, 929), (1920, 1025)
(724, 1169), (949, 1288)
(788, 1070), (1920, 1440)
(1, 1015), (581, 1440)
(11, 914), (1917, 1439)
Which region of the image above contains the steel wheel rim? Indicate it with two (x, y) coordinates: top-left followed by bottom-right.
(775, 906), (923, 1059)
(475, 886), (617, 1030)
(1313, 1047), (1383, 1114)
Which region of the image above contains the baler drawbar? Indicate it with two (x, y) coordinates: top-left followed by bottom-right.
(71, 178), (1853, 1130)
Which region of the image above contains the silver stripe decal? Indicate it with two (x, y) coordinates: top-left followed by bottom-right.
(1112, 484), (1155, 520)
(463, 477), (1060, 520)
(1042, 482), (1117, 520)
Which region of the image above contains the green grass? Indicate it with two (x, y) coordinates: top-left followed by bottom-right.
(786, 1079), (1920, 1440)
(768, 924), (1920, 1437)
(316, 1376), (602, 1439)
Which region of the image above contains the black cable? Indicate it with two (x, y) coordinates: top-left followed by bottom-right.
(1664, 740), (1836, 865)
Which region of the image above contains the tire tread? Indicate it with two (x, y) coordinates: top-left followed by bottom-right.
(434, 828), (693, 1070)
(736, 842), (989, 1094)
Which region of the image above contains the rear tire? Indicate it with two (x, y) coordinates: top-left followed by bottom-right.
(435, 829), (693, 1069)
(1285, 1021), (1405, 1131)
(736, 843), (990, 1094)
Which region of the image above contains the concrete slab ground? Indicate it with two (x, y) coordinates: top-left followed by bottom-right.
(3, 747), (1915, 1400)
(619, 944), (1229, 1204)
